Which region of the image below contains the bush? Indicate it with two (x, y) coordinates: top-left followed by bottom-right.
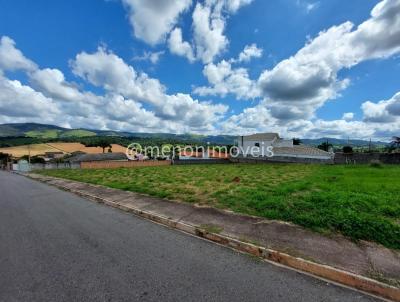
(370, 159), (382, 168)
(342, 146), (353, 154)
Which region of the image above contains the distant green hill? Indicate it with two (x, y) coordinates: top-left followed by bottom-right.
(0, 123), (65, 137)
(0, 123), (97, 139)
(0, 122), (389, 147)
(0, 123), (236, 144)
(301, 137), (389, 148)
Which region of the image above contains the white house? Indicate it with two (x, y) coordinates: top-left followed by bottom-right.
(237, 133), (333, 162)
(237, 133), (293, 156)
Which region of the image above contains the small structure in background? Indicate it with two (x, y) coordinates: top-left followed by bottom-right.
(236, 133), (333, 163)
(237, 133), (293, 155)
(44, 151), (64, 160)
(17, 159), (30, 172)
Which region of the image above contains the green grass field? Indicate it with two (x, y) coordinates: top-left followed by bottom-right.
(38, 164), (400, 249)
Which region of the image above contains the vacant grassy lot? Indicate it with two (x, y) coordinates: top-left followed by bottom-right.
(39, 164), (400, 249)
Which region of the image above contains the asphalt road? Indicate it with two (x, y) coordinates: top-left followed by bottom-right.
(0, 171), (380, 302)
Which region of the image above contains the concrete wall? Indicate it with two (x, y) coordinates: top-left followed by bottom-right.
(80, 160), (171, 169)
(12, 162), (80, 171)
(30, 163), (81, 170)
(239, 141), (274, 157)
(334, 153), (400, 164)
(173, 159), (230, 165)
(231, 155), (333, 164)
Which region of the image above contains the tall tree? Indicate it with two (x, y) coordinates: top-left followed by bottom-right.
(85, 139), (112, 153)
(317, 141), (333, 152)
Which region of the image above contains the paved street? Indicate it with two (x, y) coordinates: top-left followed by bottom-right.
(0, 171), (380, 302)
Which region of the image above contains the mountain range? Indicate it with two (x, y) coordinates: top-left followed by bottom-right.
(0, 123), (389, 147)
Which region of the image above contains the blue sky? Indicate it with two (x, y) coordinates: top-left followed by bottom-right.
(0, 0), (399, 139)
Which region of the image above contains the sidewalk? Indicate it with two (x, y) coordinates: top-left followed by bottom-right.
(27, 173), (400, 300)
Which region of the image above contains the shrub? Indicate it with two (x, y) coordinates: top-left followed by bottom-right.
(370, 159), (382, 168)
(342, 146), (353, 154)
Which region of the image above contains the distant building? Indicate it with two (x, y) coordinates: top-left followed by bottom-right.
(237, 133), (333, 163)
(44, 151), (64, 159)
(237, 133), (293, 156)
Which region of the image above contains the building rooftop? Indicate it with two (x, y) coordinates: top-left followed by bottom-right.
(67, 152), (128, 163)
(273, 145), (331, 157)
(241, 133), (280, 141)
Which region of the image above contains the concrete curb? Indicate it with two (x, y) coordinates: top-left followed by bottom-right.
(28, 174), (400, 302)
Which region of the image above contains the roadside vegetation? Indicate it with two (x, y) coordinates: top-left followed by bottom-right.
(38, 164), (400, 249)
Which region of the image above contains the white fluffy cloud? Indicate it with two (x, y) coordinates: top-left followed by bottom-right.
(191, 2), (228, 63)
(0, 74), (59, 119)
(192, 42), (262, 99)
(194, 60), (259, 99)
(168, 28), (195, 62)
(222, 0), (253, 13)
(168, 0), (253, 63)
(121, 0), (254, 63)
(258, 0), (400, 121)
(70, 47), (227, 129)
(0, 36), (227, 133)
(234, 43), (263, 63)
(31, 68), (87, 103)
(132, 50), (165, 64)
(342, 112), (354, 121)
(0, 36), (37, 72)
(220, 91), (400, 140)
(71, 47), (166, 106)
(362, 92), (400, 123)
(121, 0), (192, 45)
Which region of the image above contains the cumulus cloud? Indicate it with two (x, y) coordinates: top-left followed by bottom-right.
(221, 102), (276, 134)
(342, 112), (354, 121)
(194, 60), (259, 99)
(132, 50), (165, 64)
(220, 104), (395, 140)
(168, 28), (195, 62)
(0, 74), (59, 119)
(70, 47), (227, 129)
(220, 90), (400, 140)
(191, 2), (228, 63)
(30, 68), (87, 103)
(168, 0), (253, 63)
(0, 36), (227, 133)
(222, 0), (253, 13)
(0, 36), (37, 72)
(121, 0), (192, 45)
(362, 92), (400, 123)
(71, 47), (166, 106)
(233, 43), (263, 63)
(192, 43), (262, 100)
(258, 0), (400, 121)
